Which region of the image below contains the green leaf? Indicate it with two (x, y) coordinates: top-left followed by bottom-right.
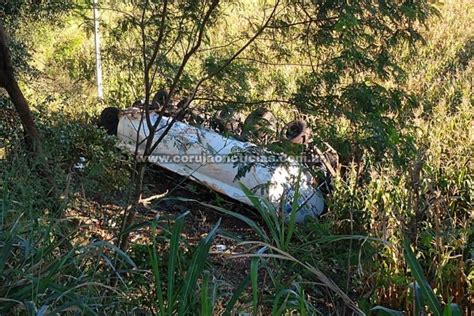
(370, 306), (404, 316)
(411, 282), (425, 315)
(223, 275), (251, 316)
(200, 271), (213, 316)
(178, 218), (221, 315)
(240, 183), (282, 247)
(149, 219), (164, 314)
(442, 303), (461, 316)
(250, 256), (259, 315)
(167, 212), (188, 314)
(403, 239), (443, 316)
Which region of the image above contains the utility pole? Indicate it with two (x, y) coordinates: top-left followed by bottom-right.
(93, 0), (104, 100)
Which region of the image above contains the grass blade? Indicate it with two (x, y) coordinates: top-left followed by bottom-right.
(370, 306), (404, 315)
(178, 218), (221, 315)
(223, 275), (251, 316)
(170, 197), (268, 241)
(167, 212), (188, 314)
(403, 239), (442, 316)
(442, 303), (461, 316)
(285, 172), (301, 250)
(200, 271), (213, 316)
(250, 256), (259, 315)
(149, 219), (164, 314)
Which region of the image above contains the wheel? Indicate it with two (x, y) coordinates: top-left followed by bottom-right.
(281, 119), (311, 144)
(242, 108), (277, 140)
(98, 107), (120, 135)
(213, 107), (243, 134)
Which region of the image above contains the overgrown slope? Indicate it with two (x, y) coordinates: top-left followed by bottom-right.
(0, 0), (472, 314)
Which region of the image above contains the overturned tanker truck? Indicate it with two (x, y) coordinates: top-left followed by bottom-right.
(99, 103), (335, 223)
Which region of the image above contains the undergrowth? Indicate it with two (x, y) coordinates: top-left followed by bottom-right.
(0, 0), (472, 314)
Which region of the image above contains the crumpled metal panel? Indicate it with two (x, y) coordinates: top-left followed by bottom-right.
(117, 108), (325, 222)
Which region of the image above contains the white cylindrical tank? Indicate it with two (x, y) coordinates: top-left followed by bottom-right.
(117, 108), (325, 222)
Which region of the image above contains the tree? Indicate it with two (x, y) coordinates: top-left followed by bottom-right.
(0, 22), (40, 150)
(114, 0), (281, 251)
(275, 0), (437, 163)
(100, 0), (438, 250)
(0, 1), (73, 151)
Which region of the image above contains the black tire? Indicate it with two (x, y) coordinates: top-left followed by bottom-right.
(214, 107), (242, 134)
(98, 107), (120, 135)
(242, 108), (277, 140)
(281, 119), (311, 144)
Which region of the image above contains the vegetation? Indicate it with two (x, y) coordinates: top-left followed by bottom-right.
(0, 0), (472, 314)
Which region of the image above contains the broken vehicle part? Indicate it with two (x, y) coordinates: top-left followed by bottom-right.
(114, 107), (325, 222)
(281, 119), (311, 144)
(213, 106), (243, 135)
(242, 108), (277, 142)
(98, 107), (120, 135)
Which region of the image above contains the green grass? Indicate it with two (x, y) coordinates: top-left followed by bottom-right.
(1, 0), (473, 314)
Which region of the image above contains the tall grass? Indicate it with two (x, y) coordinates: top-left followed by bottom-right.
(148, 212), (221, 315)
(1, 0), (472, 314)
(0, 148), (225, 313)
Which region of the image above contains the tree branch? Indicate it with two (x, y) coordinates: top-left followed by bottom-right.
(147, 0), (221, 153)
(194, 96), (292, 106)
(148, 0), (280, 154)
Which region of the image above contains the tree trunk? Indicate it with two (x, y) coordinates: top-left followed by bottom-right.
(0, 22), (41, 150)
(117, 160), (147, 251)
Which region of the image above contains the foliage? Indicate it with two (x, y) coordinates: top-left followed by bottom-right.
(272, 0), (436, 163)
(0, 135), (133, 313)
(371, 240), (463, 315)
(0, 150), (222, 313)
(0, 0), (74, 73)
(0, 0), (472, 314)
(147, 212), (221, 315)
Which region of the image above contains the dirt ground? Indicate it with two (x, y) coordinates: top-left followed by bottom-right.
(66, 163), (261, 306)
